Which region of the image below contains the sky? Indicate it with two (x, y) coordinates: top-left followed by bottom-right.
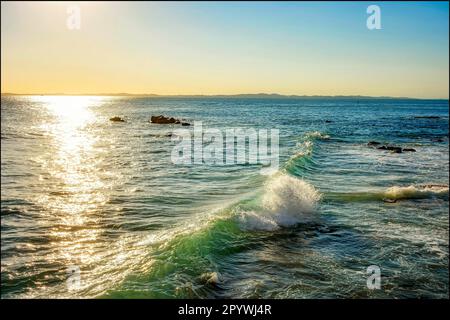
(1, 1), (449, 98)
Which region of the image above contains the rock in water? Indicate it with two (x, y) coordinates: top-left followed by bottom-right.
(376, 145), (404, 153)
(402, 148), (416, 152)
(150, 115), (189, 126)
(386, 146), (402, 153)
(110, 116), (125, 122)
(150, 115), (176, 124)
(414, 116), (440, 119)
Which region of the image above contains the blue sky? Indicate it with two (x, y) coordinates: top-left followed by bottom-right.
(1, 1), (449, 98)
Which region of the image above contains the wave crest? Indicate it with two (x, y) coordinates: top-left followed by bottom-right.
(326, 184), (449, 202)
(384, 184), (449, 200)
(304, 131), (330, 140)
(237, 174), (321, 231)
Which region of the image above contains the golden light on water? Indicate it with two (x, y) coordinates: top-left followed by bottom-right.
(40, 95), (97, 126)
(36, 96), (106, 216)
(30, 96), (112, 295)
(18, 95), (153, 297)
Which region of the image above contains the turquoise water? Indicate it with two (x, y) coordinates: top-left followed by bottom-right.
(1, 96), (448, 298)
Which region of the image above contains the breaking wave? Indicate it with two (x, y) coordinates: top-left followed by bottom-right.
(237, 174), (321, 231)
(326, 184), (449, 202)
(285, 131), (327, 171)
(304, 131), (330, 140)
(384, 184), (449, 200)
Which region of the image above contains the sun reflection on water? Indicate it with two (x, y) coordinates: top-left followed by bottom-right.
(36, 96), (106, 216)
(21, 96), (156, 298)
(31, 96), (114, 295)
(7, 96), (169, 297)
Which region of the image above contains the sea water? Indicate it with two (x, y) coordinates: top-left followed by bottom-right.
(1, 96), (448, 298)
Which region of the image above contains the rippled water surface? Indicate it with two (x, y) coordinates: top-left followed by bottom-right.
(1, 96), (448, 298)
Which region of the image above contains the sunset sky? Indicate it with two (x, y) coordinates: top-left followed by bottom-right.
(1, 1), (449, 98)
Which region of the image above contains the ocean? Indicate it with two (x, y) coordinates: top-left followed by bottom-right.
(1, 95), (448, 298)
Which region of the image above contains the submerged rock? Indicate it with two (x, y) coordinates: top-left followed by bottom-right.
(414, 116), (440, 119)
(386, 146), (402, 153)
(375, 143), (417, 154)
(377, 145), (402, 153)
(110, 116), (125, 122)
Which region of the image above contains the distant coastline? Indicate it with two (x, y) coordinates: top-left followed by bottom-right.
(1, 93), (447, 100)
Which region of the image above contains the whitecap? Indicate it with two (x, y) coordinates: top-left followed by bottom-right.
(237, 174), (321, 231)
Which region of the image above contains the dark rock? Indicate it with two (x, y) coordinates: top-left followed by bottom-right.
(377, 145), (402, 153)
(414, 116), (440, 119)
(368, 141), (381, 146)
(402, 148), (416, 152)
(325, 120), (333, 123)
(150, 115), (189, 125)
(386, 146), (402, 153)
(110, 116), (125, 122)
(151, 115), (178, 124)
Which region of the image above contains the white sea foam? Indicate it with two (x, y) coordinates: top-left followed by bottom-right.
(384, 184), (449, 200)
(237, 210), (279, 231)
(285, 140), (315, 165)
(237, 174), (321, 231)
(199, 271), (222, 285)
(295, 140), (314, 155)
(287, 132), (326, 161)
(304, 131), (330, 140)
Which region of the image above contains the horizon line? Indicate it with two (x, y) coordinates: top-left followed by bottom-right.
(1, 92), (448, 100)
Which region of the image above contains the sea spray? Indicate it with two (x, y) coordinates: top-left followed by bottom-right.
(237, 174), (321, 230)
